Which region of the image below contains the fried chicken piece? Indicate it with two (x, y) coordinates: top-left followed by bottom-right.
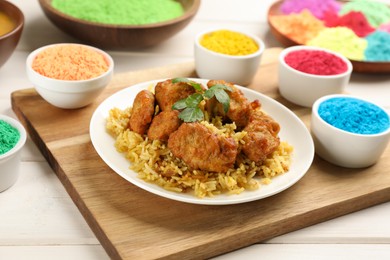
(241, 111), (280, 163)
(168, 123), (238, 172)
(147, 110), (182, 141)
(206, 80), (254, 129)
(249, 110), (280, 137)
(155, 79), (202, 111)
(128, 90), (155, 135)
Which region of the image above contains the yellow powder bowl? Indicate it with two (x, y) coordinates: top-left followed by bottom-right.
(26, 43), (114, 109)
(0, 1), (24, 69)
(194, 28), (265, 86)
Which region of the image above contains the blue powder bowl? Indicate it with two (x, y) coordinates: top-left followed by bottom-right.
(311, 94), (390, 168)
(318, 97), (390, 135)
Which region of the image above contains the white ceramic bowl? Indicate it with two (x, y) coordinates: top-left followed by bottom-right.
(279, 46), (352, 107)
(26, 43), (114, 109)
(0, 115), (27, 192)
(311, 94), (390, 168)
(194, 29), (264, 86)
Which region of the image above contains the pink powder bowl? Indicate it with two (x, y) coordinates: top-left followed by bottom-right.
(278, 45), (352, 107)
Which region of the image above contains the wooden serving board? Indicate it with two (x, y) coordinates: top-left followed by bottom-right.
(11, 48), (390, 260)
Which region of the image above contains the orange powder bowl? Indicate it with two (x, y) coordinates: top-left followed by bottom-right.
(0, 0), (24, 69)
(26, 43), (114, 109)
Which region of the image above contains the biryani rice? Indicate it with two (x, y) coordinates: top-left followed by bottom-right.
(106, 105), (293, 198)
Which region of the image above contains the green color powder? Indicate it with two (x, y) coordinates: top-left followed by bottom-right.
(340, 0), (390, 28)
(0, 120), (20, 155)
(307, 27), (367, 61)
(51, 0), (184, 25)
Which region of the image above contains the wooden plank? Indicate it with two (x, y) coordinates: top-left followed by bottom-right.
(11, 48), (390, 260)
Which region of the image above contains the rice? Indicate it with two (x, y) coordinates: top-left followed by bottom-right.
(106, 107), (293, 198)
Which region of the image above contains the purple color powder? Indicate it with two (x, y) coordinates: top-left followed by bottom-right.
(280, 0), (341, 20)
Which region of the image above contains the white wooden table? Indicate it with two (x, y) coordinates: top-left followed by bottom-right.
(1, 0), (390, 259)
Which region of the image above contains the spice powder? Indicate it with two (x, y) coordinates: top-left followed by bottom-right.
(285, 50), (348, 75)
(318, 97), (390, 135)
(0, 120), (20, 155)
(200, 30), (259, 56)
(51, 0), (184, 25)
(32, 45), (109, 81)
(0, 12), (15, 36)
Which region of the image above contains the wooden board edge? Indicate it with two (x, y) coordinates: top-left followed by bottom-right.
(10, 92), (122, 260)
(177, 188), (390, 259)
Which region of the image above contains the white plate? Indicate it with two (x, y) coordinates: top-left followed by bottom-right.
(90, 79), (314, 205)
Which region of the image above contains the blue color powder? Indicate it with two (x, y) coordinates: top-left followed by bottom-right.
(364, 30), (390, 61)
(318, 97), (390, 134)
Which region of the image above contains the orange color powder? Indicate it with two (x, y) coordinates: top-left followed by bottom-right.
(269, 10), (325, 44)
(32, 45), (109, 80)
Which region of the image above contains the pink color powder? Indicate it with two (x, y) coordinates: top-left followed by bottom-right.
(379, 22), (390, 33)
(323, 11), (375, 37)
(284, 50), (348, 76)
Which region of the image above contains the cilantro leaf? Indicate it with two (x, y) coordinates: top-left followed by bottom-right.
(204, 84), (233, 98)
(215, 88), (230, 113)
(178, 107), (204, 122)
(188, 82), (203, 92)
(171, 79), (233, 122)
(172, 77), (189, 83)
(204, 87), (216, 99)
(172, 77), (203, 92)
(185, 93), (203, 108)
(172, 98), (187, 110)
(204, 84), (232, 113)
(213, 84), (233, 92)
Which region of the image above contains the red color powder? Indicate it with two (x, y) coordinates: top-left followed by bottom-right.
(323, 11), (375, 37)
(284, 50), (348, 75)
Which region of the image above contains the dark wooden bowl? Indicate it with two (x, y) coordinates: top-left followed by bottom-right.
(0, 0), (24, 68)
(38, 0), (200, 49)
(268, 0), (390, 74)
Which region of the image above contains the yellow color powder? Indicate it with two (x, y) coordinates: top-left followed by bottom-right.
(200, 30), (259, 56)
(269, 10), (325, 44)
(307, 27), (367, 61)
(0, 12), (15, 36)
(32, 45), (109, 80)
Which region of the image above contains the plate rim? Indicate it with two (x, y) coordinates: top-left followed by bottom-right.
(90, 78), (315, 205)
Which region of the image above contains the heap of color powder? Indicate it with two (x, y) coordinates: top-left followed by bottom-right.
(51, 0), (184, 25)
(272, 0), (390, 61)
(379, 22), (390, 33)
(285, 50), (348, 75)
(323, 11), (375, 37)
(365, 31), (390, 61)
(0, 120), (20, 155)
(280, 0), (341, 19)
(307, 27), (367, 61)
(318, 97), (390, 135)
(340, 0), (390, 28)
(200, 30), (259, 56)
(32, 45), (109, 81)
(270, 10), (325, 44)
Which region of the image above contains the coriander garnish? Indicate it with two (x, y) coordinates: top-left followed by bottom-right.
(171, 78), (232, 123)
